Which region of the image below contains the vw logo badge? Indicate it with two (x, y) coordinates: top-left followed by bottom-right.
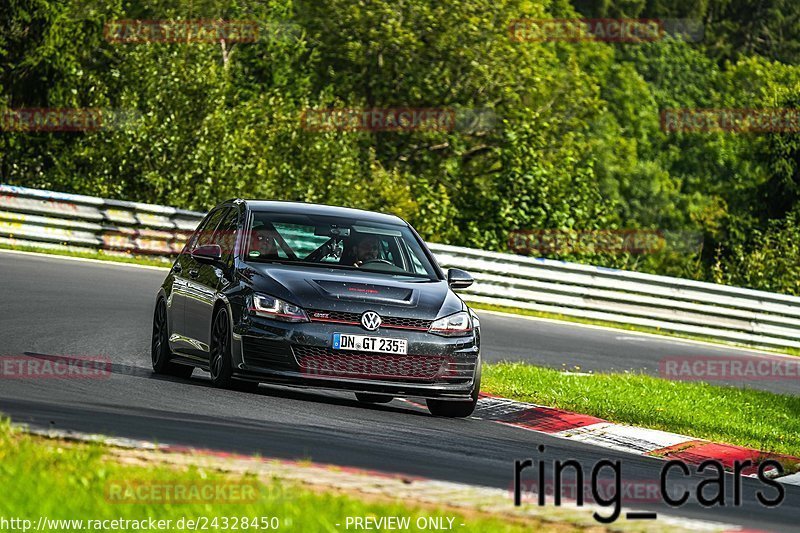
(361, 311), (382, 331)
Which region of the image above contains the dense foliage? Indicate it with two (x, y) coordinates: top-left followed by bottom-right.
(3, 0), (800, 292)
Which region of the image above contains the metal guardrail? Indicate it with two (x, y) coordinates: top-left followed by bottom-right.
(0, 184), (199, 257)
(2, 184), (799, 350)
(429, 244), (800, 349)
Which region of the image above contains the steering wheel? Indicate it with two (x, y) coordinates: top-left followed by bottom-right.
(359, 259), (393, 266)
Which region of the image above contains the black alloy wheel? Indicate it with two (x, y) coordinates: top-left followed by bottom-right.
(210, 307), (234, 388)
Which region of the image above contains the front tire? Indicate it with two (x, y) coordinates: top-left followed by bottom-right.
(209, 306), (235, 388)
(151, 299), (193, 378)
(426, 358), (481, 418)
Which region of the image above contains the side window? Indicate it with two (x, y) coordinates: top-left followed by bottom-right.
(401, 239), (428, 275)
(213, 207), (239, 266)
(194, 208), (227, 248)
(185, 209), (220, 252)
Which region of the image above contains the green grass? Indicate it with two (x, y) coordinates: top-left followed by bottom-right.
(470, 302), (800, 358)
(483, 363), (800, 460)
(0, 419), (565, 533)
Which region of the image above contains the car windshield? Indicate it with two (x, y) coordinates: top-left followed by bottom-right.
(244, 210), (440, 280)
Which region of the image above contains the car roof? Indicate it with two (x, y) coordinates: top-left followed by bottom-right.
(241, 200), (407, 226)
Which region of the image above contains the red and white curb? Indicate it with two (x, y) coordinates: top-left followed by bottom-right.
(468, 395), (800, 485)
(17, 425), (741, 532)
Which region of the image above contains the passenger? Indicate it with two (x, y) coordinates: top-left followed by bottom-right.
(251, 226), (278, 258)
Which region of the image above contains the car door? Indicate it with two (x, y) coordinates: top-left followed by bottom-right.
(183, 206), (239, 359)
(168, 208), (224, 355)
(177, 207), (228, 358)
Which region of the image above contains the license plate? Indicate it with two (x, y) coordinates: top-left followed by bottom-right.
(332, 333), (408, 355)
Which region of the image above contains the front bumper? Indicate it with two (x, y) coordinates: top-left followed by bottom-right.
(231, 316), (480, 400)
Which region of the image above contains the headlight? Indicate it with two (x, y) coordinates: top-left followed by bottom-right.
(429, 311), (472, 336)
(251, 294), (309, 323)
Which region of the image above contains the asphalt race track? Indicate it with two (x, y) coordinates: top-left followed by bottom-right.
(0, 250), (797, 531)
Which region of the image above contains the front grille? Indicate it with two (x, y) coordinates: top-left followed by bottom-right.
(384, 316), (434, 330)
(307, 310), (433, 331)
(293, 345), (450, 381)
(242, 337), (295, 369)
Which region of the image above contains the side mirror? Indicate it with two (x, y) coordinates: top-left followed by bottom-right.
(191, 244), (222, 264)
(447, 268), (473, 289)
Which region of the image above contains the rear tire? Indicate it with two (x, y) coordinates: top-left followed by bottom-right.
(426, 358), (481, 418)
(151, 299), (194, 379)
(355, 393), (393, 404)
(209, 306), (235, 388)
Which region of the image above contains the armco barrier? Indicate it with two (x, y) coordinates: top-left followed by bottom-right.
(0, 184), (196, 256)
(2, 184), (799, 350)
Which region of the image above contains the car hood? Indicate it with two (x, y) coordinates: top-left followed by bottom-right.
(238, 262), (464, 319)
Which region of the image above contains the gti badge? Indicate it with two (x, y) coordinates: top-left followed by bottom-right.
(361, 311), (382, 331)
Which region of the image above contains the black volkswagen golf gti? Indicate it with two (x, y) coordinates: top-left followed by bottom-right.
(151, 199), (481, 417)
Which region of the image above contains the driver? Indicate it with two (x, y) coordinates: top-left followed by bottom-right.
(353, 235), (381, 267)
